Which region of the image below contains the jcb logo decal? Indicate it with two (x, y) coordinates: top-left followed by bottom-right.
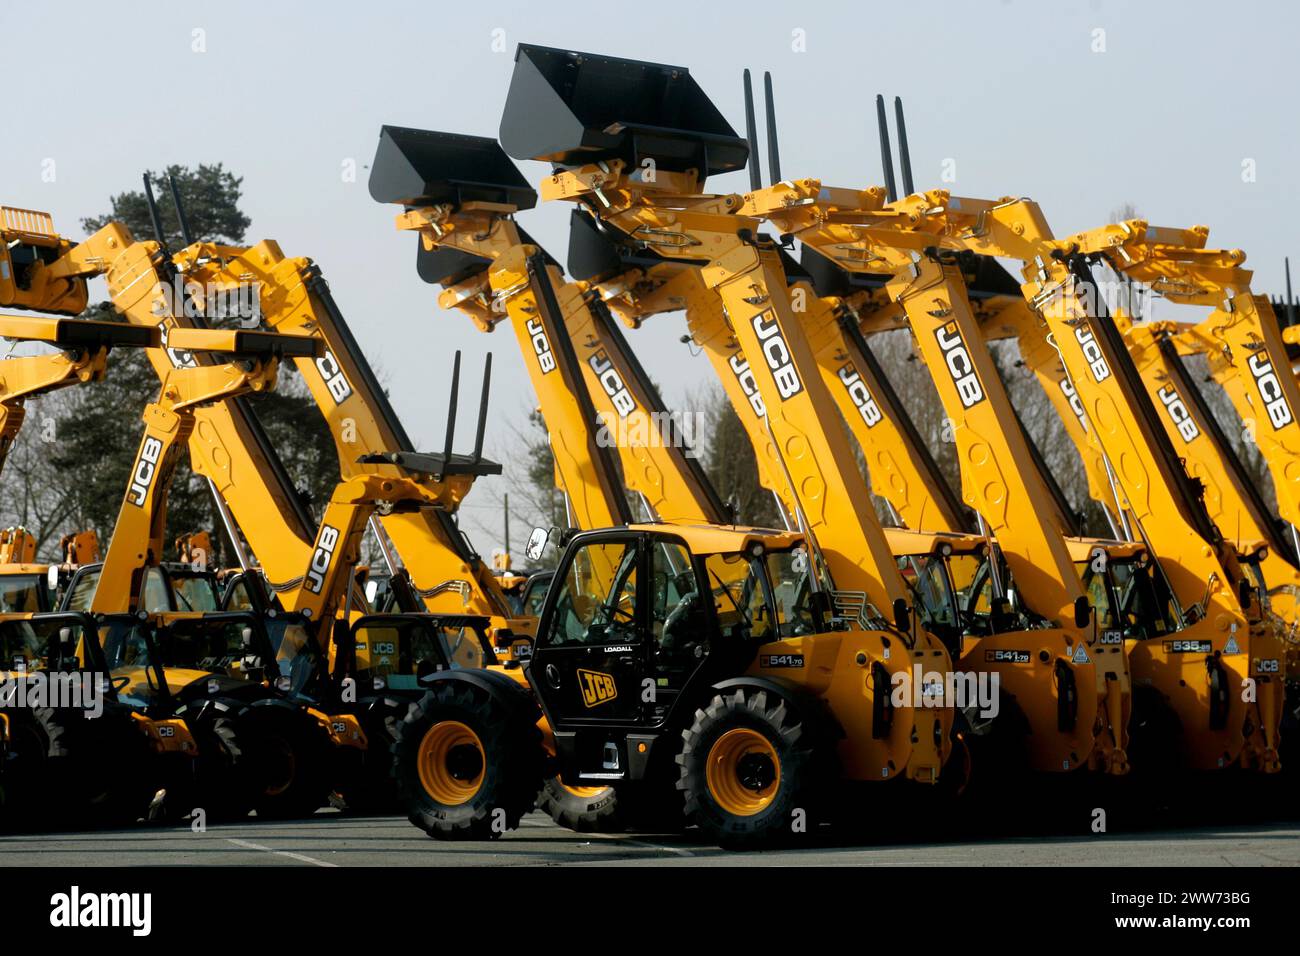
(1074, 326), (1111, 383)
(305, 525), (340, 594)
(588, 351), (636, 417)
(1059, 377), (1088, 430)
(127, 437), (164, 507)
(729, 351), (766, 418)
(159, 323), (197, 370)
(315, 350), (353, 404)
(577, 668), (617, 707)
(751, 311), (802, 400)
(837, 363), (883, 427)
(526, 318), (556, 374)
(934, 322), (984, 407)
(1157, 385), (1200, 442)
(1248, 352), (1293, 429)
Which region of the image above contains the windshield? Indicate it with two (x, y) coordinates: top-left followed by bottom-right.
(0, 574), (48, 613)
(897, 553), (959, 635)
(1109, 559), (1178, 638)
(0, 617), (91, 672)
(764, 549), (818, 637)
(171, 574), (220, 612)
(350, 619), (488, 690)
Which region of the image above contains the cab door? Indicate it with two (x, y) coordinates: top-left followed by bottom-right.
(530, 533), (647, 726)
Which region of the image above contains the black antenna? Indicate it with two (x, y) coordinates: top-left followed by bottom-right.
(167, 172), (194, 246)
(763, 71), (781, 185)
(472, 353), (492, 464)
(742, 69), (762, 191)
(1286, 256), (1296, 328)
(141, 173), (169, 252)
(874, 95), (898, 203)
(894, 96), (914, 197)
(443, 350), (461, 466)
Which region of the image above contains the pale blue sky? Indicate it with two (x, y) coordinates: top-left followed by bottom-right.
(3, 0), (1296, 550)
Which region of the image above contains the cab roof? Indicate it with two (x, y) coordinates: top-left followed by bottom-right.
(1064, 536), (1148, 562)
(883, 528), (987, 556)
(622, 523), (804, 556)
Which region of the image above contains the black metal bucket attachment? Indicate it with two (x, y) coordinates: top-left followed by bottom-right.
(499, 44), (748, 182)
(567, 207), (689, 282)
(369, 126), (537, 210)
(799, 246), (890, 299)
(414, 223), (560, 287)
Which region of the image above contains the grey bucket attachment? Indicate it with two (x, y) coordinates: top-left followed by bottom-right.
(369, 126), (537, 210)
(499, 44), (748, 182)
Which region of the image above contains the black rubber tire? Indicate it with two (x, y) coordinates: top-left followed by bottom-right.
(676, 687), (825, 850)
(535, 777), (622, 833)
(337, 696), (408, 814)
(242, 705), (333, 820)
(183, 703), (254, 821)
(394, 680), (544, 840)
(2, 704), (156, 828)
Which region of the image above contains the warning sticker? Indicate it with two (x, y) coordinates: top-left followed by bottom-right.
(1072, 644), (1090, 665)
(1223, 635), (1241, 655)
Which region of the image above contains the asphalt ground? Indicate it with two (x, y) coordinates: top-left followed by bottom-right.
(0, 810), (1296, 867)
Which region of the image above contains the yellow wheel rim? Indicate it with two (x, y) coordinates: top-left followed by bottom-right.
(416, 721), (485, 805)
(705, 728), (781, 816)
(558, 780), (607, 799)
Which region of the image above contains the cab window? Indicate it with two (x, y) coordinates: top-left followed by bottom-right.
(142, 568), (171, 613)
(0, 574), (46, 613)
(703, 552), (766, 641)
(0, 619), (46, 671)
(765, 548), (818, 637)
(898, 553), (957, 631)
(172, 574), (219, 612)
(438, 624), (488, 670)
(651, 541), (702, 651)
(64, 569), (100, 611)
(544, 539), (639, 647)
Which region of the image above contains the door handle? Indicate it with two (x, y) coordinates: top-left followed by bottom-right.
(545, 663), (561, 689)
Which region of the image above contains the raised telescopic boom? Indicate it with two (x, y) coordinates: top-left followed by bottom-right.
(90, 327), (321, 614)
(498, 43), (959, 787)
(763, 119), (1283, 773)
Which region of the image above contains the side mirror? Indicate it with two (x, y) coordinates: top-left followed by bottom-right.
(892, 597), (911, 633)
(525, 527), (551, 562)
(1238, 579), (1254, 611)
(364, 579), (379, 606)
(1073, 596), (1092, 630)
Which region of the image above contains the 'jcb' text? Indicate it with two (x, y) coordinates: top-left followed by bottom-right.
(316, 350), (354, 403)
(729, 351), (766, 418)
(1074, 325), (1111, 383)
(934, 322), (984, 407)
(577, 668), (618, 707)
(588, 351), (636, 417)
(305, 525), (340, 594)
(527, 318), (556, 374)
(1248, 352), (1293, 429)
(127, 437), (164, 507)
(837, 363), (883, 426)
(751, 311), (802, 400)
(1157, 385), (1200, 442)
